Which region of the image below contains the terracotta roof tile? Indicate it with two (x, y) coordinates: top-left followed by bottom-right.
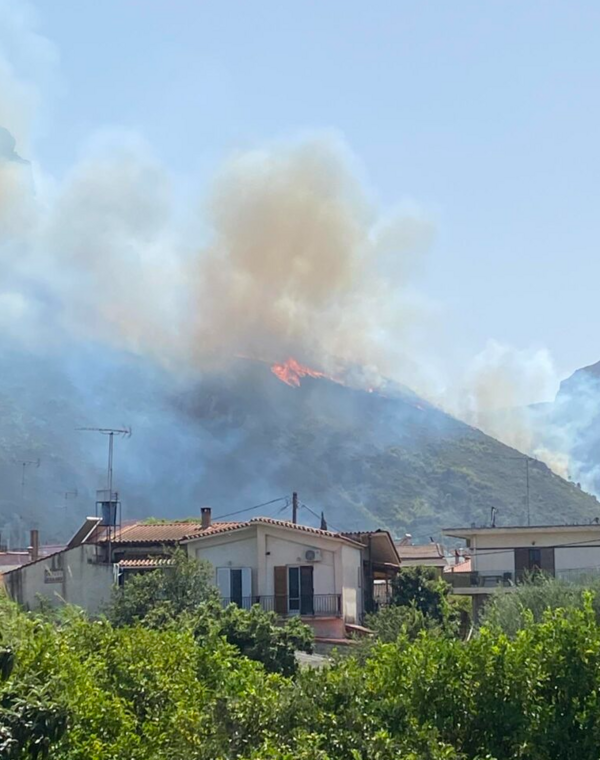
(103, 517), (364, 548)
(184, 517), (364, 546)
(117, 558), (175, 569)
(250, 518), (364, 546)
(104, 522), (241, 544)
(444, 558), (472, 573)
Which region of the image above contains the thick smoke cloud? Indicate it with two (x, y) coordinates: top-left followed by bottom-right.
(0, 0), (596, 547)
(192, 141), (434, 378)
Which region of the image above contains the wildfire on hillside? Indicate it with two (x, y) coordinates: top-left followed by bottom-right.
(271, 358), (329, 387)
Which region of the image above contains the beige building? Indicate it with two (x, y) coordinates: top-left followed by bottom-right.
(443, 523), (600, 617)
(3, 519), (113, 614)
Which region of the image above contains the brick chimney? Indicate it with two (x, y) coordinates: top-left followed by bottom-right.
(29, 529), (39, 562)
(201, 507), (212, 530)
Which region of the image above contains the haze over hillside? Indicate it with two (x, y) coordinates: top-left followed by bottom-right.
(2, 347), (598, 548)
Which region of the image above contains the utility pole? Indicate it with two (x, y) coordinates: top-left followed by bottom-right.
(292, 492), (298, 524)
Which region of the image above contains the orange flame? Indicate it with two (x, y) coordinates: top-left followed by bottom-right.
(271, 358), (327, 387)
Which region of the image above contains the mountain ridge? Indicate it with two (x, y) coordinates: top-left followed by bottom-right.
(0, 348), (598, 546)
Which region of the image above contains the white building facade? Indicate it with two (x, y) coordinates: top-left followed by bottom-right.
(184, 518), (364, 638)
(443, 523), (600, 616)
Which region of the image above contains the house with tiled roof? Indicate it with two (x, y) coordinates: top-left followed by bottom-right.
(181, 512), (399, 639)
(4, 508), (400, 639)
(395, 537), (447, 575)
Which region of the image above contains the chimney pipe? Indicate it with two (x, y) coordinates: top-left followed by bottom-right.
(201, 507), (211, 530)
(29, 529), (39, 562)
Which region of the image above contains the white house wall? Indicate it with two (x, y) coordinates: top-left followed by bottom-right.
(259, 530), (336, 596)
(187, 523), (364, 621)
(192, 532), (258, 595)
(341, 543), (362, 623)
(555, 547), (600, 574)
(5, 544), (113, 614)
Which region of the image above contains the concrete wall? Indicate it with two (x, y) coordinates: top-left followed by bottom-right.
(260, 529), (337, 596)
(5, 544), (113, 614)
(555, 547), (600, 574)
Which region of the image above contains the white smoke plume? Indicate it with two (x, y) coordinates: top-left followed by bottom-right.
(191, 140), (434, 376)
(450, 341), (574, 478)
(0, 0), (594, 495)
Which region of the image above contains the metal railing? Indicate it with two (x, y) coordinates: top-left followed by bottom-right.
(219, 593), (342, 617)
(446, 571), (514, 589)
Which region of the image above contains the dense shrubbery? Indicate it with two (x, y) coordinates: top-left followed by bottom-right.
(8, 562), (600, 759)
(4, 589), (600, 758)
(480, 572), (600, 636)
(106, 550), (218, 627)
(366, 567), (471, 642)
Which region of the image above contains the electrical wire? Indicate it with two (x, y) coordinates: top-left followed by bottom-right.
(300, 502), (341, 533)
(212, 496), (288, 521)
(455, 533), (600, 560)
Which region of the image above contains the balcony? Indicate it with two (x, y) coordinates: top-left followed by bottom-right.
(446, 571), (514, 591)
(219, 593), (342, 617)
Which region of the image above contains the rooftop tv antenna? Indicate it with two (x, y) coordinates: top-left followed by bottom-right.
(15, 459), (40, 500)
(77, 427), (131, 495)
(78, 427), (131, 547)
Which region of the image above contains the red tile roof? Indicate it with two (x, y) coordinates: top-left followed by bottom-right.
(184, 517), (364, 547)
(444, 558), (472, 574)
(103, 521), (241, 544)
(101, 517), (364, 548)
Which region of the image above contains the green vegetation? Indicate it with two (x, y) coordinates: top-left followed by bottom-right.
(106, 550), (218, 627)
(106, 551), (313, 676)
(9, 560), (600, 758)
(480, 572), (600, 636)
(366, 567), (471, 641)
(5, 591), (600, 758)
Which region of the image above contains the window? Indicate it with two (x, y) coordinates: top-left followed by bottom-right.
(44, 553), (64, 584)
(515, 547), (555, 578)
(230, 568), (243, 607)
(287, 566), (314, 615)
(216, 567), (252, 607)
(529, 548), (542, 571)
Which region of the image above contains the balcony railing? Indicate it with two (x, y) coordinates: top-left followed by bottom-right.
(446, 571), (514, 590)
(219, 594), (342, 617)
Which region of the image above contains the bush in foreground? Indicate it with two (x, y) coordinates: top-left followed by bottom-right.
(5, 590), (600, 758)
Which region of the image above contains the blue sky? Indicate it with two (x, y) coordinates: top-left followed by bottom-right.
(23, 1), (600, 383)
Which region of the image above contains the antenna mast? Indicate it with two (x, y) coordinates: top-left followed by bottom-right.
(77, 427), (131, 549)
(77, 427), (131, 493)
(15, 459), (40, 500)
